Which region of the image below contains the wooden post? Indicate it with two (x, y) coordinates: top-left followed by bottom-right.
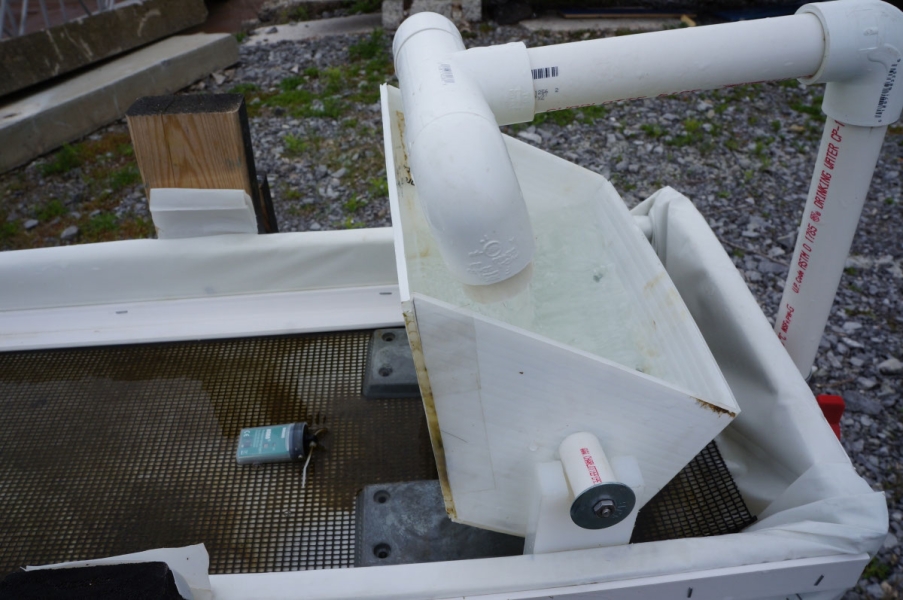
(126, 94), (278, 233)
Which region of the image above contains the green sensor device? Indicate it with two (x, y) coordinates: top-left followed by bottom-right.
(236, 422), (316, 465)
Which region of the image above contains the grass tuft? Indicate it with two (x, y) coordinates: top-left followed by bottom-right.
(41, 145), (81, 176)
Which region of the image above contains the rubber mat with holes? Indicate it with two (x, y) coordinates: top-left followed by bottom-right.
(0, 332), (437, 575)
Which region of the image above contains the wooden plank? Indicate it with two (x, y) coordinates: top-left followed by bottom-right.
(126, 94), (277, 233)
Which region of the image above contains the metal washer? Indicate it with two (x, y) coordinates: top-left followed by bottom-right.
(570, 482), (636, 530)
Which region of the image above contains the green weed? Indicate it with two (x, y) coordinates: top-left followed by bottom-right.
(41, 144), (81, 176)
(322, 67), (345, 95)
(368, 176), (388, 198)
(229, 83), (260, 95)
(109, 165), (141, 191)
(534, 109), (576, 127)
(579, 105), (607, 122)
(342, 216), (366, 229)
(343, 195), (367, 212)
(280, 76), (306, 92)
(349, 29), (387, 61)
(350, 0), (382, 13)
(36, 199), (68, 221)
(862, 558), (891, 580)
(640, 123), (664, 139)
(288, 6), (309, 21)
(265, 88), (313, 108)
(82, 213), (118, 239)
(666, 119), (704, 147)
(284, 134), (308, 156)
(0, 220), (18, 242)
(790, 95), (823, 118)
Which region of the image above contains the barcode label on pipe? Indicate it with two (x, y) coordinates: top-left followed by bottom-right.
(439, 63), (455, 84)
(875, 58), (900, 121)
(531, 66), (558, 80)
(580, 447), (603, 484)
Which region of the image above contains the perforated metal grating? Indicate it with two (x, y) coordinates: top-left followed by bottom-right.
(0, 331), (754, 577)
(0, 332), (436, 575)
(631, 440), (756, 543)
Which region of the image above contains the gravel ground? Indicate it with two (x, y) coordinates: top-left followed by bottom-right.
(1, 19), (902, 597)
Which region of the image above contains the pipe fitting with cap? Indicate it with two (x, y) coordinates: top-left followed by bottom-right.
(558, 431), (636, 530)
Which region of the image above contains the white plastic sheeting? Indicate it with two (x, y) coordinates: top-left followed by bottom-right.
(633, 186), (887, 557)
(0, 228), (397, 311)
(149, 188), (258, 239)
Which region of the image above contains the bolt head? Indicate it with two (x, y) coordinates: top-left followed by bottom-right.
(593, 498), (616, 519)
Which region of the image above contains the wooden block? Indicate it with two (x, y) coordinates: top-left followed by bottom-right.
(126, 94), (277, 234)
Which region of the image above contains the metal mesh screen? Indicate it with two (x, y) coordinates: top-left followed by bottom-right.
(0, 332), (436, 575)
(0, 331), (754, 577)
(631, 440), (756, 543)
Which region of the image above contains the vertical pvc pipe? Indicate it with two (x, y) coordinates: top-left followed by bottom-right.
(775, 118), (887, 378)
(525, 14), (825, 113)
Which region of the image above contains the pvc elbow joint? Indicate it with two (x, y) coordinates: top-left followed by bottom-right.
(394, 13), (536, 286)
(798, 0), (903, 126)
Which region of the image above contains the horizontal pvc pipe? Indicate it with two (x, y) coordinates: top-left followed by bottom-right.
(526, 14), (826, 113)
(775, 118), (887, 377)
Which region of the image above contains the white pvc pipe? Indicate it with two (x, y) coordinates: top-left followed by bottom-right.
(526, 14), (825, 113)
(772, 1), (903, 376)
(775, 119), (886, 377)
(393, 13), (535, 286)
(559, 432), (617, 494)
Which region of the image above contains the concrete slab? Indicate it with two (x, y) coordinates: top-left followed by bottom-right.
(519, 16), (682, 34)
(0, 0), (207, 98)
(0, 33), (239, 175)
(247, 13), (381, 44)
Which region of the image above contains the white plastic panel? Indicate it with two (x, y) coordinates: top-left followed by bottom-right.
(412, 294), (735, 535)
(383, 84), (739, 534)
(149, 188), (258, 239)
(0, 228), (397, 311)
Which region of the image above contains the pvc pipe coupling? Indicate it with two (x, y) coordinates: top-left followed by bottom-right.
(798, 0), (903, 126)
(393, 13), (536, 286)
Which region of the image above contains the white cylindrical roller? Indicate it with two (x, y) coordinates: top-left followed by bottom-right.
(558, 432), (636, 529)
(526, 13), (825, 114)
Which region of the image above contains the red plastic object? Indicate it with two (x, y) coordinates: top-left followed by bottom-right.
(816, 394), (845, 440)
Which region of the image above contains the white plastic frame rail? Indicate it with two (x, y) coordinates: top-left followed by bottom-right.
(393, 0), (903, 377)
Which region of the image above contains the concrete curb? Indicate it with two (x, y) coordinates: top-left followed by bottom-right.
(519, 16), (683, 33)
(247, 13), (382, 45)
(0, 33), (239, 175)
